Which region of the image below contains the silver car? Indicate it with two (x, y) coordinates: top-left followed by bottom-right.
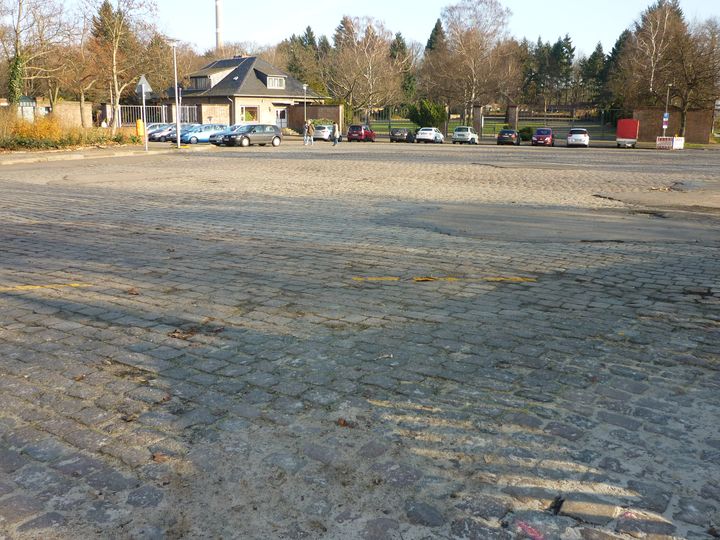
(452, 126), (479, 144)
(313, 125), (333, 141)
(567, 128), (590, 147)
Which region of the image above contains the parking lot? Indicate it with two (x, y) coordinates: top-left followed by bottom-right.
(1, 142), (719, 539)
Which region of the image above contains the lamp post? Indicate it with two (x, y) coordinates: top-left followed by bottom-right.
(663, 83), (673, 137)
(303, 84), (307, 123)
(171, 41), (181, 149)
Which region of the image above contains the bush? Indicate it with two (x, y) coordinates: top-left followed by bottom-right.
(407, 99), (447, 129)
(0, 110), (141, 150)
(309, 118), (334, 126)
(518, 126), (534, 141)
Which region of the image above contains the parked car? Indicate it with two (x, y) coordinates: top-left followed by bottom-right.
(180, 124), (228, 144)
(155, 123), (198, 143)
(390, 127), (415, 143)
(313, 125), (333, 141)
(497, 129), (521, 146)
(149, 124), (182, 142)
(531, 127), (555, 146)
(452, 126), (478, 144)
(210, 124), (244, 146)
(167, 124), (201, 143)
(566, 128), (590, 147)
(415, 127), (444, 144)
(346, 124), (376, 142)
(224, 124), (282, 147)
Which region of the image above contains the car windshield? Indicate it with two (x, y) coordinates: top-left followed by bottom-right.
(569, 129), (587, 135)
(455, 127), (468, 132)
(500, 130), (515, 135)
(349, 125), (362, 130)
(536, 129), (552, 135)
(420, 128), (432, 132)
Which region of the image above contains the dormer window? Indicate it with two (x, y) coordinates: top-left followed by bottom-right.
(267, 77), (285, 89)
(191, 77), (210, 90)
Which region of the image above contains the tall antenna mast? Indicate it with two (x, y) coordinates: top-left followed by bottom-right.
(215, 0), (223, 51)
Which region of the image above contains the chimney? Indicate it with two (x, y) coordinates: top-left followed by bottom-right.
(215, 0), (223, 51)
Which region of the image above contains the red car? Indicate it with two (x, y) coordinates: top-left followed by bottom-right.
(346, 124), (376, 142)
(531, 127), (555, 146)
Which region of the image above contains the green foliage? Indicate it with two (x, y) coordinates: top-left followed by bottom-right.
(407, 99), (447, 128)
(7, 56), (24, 105)
(425, 19), (446, 52)
(518, 126), (535, 141)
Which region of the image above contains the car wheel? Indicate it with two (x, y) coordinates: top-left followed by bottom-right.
(272, 136), (281, 147)
(190, 137), (198, 144)
(240, 137), (250, 147)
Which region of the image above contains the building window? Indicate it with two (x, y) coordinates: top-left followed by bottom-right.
(191, 77), (210, 90)
(267, 77), (285, 89)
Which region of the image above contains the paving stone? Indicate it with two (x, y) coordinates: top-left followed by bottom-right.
(450, 518), (512, 539)
(626, 480), (672, 514)
(455, 495), (510, 520)
(358, 440), (389, 459)
(559, 498), (621, 525)
(404, 499), (445, 527)
(361, 517), (400, 540)
(16, 511), (66, 532)
(303, 443), (336, 466)
(615, 509), (676, 535)
(0, 447), (28, 473)
(0, 494), (45, 524)
(673, 497), (718, 526)
(597, 410), (642, 431)
(22, 438), (74, 462)
(371, 462), (423, 487)
(126, 485), (165, 508)
(545, 421), (585, 441)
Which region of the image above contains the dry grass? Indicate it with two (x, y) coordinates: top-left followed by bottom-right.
(0, 109), (140, 150)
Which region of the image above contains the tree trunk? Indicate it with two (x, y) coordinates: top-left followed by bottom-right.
(80, 90), (87, 128)
(680, 105), (689, 138)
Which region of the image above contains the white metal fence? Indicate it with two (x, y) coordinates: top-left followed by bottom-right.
(118, 105), (197, 126)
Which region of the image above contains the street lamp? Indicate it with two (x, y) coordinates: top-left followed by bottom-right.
(303, 84), (307, 123)
(663, 83), (673, 137)
(171, 41), (181, 149)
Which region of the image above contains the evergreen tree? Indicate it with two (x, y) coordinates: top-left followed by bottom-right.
(425, 19), (446, 52)
(333, 16), (355, 49)
(580, 42), (605, 104)
(301, 26), (318, 51)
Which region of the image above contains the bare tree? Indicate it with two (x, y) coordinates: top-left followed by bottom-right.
(670, 19), (720, 135)
(631, 0), (685, 98)
(88, 0), (156, 133)
(439, 0), (510, 121)
(325, 17), (404, 120)
(61, 12), (99, 127)
(0, 0), (69, 104)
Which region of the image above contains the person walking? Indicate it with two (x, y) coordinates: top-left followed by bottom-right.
(307, 122), (315, 146)
(332, 121), (340, 146)
(302, 122), (309, 145)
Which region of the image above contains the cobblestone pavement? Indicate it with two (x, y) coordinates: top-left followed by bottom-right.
(1, 143), (719, 539)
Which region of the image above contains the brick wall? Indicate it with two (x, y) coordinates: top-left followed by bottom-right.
(199, 103), (230, 124)
(634, 108), (714, 144)
(37, 100), (93, 128)
(288, 105), (344, 133)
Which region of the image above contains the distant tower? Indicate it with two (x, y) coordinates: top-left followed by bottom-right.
(215, 0), (223, 51)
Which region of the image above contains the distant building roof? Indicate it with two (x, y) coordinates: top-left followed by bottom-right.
(178, 56), (322, 100)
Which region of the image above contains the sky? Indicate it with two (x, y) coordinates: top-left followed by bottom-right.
(141, 0), (716, 58)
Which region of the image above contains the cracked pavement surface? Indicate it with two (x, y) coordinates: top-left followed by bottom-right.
(0, 142), (719, 539)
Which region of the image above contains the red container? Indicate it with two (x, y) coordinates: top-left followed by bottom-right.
(616, 119), (639, 148)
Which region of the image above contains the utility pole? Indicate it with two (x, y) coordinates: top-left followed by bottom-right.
(215, 0), (223, 51)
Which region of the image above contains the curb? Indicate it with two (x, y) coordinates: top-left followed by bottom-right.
(0, 146), (199, 166)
